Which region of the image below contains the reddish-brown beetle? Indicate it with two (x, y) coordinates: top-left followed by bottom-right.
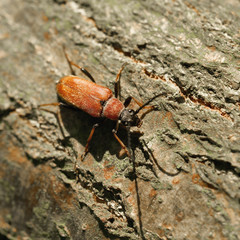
(42, 47), (162, 161)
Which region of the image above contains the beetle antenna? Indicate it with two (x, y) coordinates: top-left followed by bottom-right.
(134, 93), (165, 115)
(126, 124), (132, 161)
(126, 123), (145, 239)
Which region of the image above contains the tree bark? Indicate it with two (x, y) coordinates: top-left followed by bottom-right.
(0, 0), (239, 239)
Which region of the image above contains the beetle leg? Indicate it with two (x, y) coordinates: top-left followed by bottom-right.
(38, 102), (75, 112)
(39, 102), (61, 107)
(124, 96), (155, 109)
(80, 123), (100, 161)
(124, 96), (156, 122)
(114, 63), (128, 99)
(112, 121), (131, 158)
(38, 102), (76, 138)
(38, 102), (69, 114)
(39, 102), (72, 108)
(126, 96), (156, 109)
(63, 45), (96, 83)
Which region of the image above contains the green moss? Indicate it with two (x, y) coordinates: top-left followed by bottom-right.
(55, 18), (73, 32)
(202, 188), (216, 200)
(213, 203), (222, 212)
(151, 180), (172, 191)
(88, 53), (101, 66)
(33, 201), (51, 220)
(55, 221), (71, 239)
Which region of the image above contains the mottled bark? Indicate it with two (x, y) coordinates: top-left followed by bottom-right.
(0, 0), (239, 239)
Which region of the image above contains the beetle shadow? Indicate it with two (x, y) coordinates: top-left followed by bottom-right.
(58, 105), (143, 162)
(57, 104), (180, 177)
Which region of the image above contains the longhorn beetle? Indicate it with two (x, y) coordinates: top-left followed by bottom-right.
(41, 46), (163, 161)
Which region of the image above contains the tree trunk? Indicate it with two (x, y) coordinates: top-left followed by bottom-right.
(0, 0), (239, 239)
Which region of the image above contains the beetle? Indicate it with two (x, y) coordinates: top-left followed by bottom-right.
(41, 47), (162, 161)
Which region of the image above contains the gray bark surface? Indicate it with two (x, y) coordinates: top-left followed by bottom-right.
(0, 0), (239, 239)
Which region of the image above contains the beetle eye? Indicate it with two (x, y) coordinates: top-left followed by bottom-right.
(128, 109), (134, 113)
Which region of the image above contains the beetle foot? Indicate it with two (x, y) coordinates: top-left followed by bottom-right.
(74, 162), (81, 182)
(80, 153), (86, 161)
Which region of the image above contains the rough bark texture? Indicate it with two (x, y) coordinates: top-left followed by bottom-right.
(0, 0), (240, 239)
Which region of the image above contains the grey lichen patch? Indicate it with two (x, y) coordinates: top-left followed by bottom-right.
(156, 128), (180, 146)
(203, 190), (239, 239)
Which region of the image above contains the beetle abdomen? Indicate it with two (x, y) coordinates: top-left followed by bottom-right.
(57, 76), (113, 117)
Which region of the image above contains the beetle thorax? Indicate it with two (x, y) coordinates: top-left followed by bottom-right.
(102, 97), (125, 120)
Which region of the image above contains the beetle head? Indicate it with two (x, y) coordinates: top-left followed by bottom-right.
(119, 109), (142, 127)
(120, 93), (165, 128)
